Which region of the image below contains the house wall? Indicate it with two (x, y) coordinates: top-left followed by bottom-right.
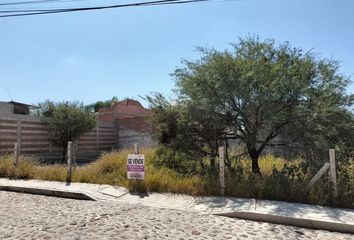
(98, 99), (152, 122)
(0, 102), (14, 114)
(98, 99), (156, 148)
(118, 116), (155, 149)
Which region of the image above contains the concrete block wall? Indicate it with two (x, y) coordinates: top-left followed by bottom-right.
(1, 99), (157, 159)
(117, 116), (156, 149)
(0, 102), (14, 114)
(118, 130), (155, 149)
(0, 115), (117, 159)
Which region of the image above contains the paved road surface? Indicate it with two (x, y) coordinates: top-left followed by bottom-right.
(0, 191), (352, 240)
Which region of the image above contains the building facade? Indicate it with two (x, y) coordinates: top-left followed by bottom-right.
(98, 99), (155, 148)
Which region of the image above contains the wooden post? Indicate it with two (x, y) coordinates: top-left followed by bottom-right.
(219, 146), (225, 196)
(14, 142), (19, 166)
(307, 162), (330, 190)
(134, 143), (139, 154)
(66, 141), (73, 183)
(329, 149), (338, 198)
(73, 142), (77, 170)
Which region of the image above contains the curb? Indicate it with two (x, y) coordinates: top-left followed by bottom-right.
(0, 185), (96, 201)
(0, 180), (353, 235)
(217, 211), (354, 234)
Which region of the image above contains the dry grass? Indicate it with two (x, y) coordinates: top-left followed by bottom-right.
(0, 150), (352, 208)
(0, 150), (211, 195)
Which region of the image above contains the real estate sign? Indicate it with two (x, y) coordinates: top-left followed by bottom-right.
(127, 154), (145, 180)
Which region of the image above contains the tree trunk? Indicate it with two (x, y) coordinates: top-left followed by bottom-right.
(248, 147), (261, 174)
(251, 156), (261, 175)
(210, 157), (216, 173)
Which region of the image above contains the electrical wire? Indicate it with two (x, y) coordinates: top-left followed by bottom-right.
(0, 0), (84, 6)
(0, 0), (208, 18)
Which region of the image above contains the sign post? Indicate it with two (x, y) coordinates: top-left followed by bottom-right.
(127, 154), (145, 180)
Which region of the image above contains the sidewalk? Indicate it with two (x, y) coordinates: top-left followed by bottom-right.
(0, 178), (353, 234)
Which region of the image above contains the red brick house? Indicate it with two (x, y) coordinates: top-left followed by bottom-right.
(98, 99), (155, 148)
(98, 98), (152, 122)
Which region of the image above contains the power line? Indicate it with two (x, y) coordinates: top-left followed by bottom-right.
(0, 0), (184, 12)
(0, 0), (79, 6)
(0, 0), (209, 18)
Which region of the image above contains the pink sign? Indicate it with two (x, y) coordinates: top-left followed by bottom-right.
(127, 154), (145, 180)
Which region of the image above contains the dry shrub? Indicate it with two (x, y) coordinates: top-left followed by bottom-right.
(0, 155), (36, 179)
(34, 165), (67, 182)
(0, 149), (352, 208)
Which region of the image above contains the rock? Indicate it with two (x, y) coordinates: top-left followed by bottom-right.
(191, 230), (201, 235)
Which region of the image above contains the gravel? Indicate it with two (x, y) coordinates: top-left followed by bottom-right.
(0, 191), (352, 240)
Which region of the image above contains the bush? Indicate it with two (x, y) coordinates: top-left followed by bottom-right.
(153, 146), (202, 175)
(0, 155), (36, 179)
(0, 149), (352, 208)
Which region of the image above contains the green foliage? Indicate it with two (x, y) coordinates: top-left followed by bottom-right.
(153, 146), (203, 175)
(34, 100), (56, 117)
(147, 93), (227, 172)
(37, 101), (96, 161)
(85, 96), (118, 112)
(148, 36), (354, 174)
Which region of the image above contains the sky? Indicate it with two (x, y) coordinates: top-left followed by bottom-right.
(0, 0), (353, 107)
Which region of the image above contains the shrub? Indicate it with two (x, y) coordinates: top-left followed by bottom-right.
(0, 155), (36, 179)
(0, 149), (352, 208)
(153, 146), (201, 175)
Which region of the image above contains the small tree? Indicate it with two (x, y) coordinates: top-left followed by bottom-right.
(40, 101), (96, 162)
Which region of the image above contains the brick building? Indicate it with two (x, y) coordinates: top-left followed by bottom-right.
(98, 99), (155, 148)
(98, 98), (152, 122)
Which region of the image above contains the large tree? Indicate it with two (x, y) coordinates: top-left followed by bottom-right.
(38, 101), (96, 162)
(150, 37), (354, 174)
(148, 93), (227, 172)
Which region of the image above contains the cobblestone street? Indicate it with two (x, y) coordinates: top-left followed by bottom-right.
(0, 191), (352, 240)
